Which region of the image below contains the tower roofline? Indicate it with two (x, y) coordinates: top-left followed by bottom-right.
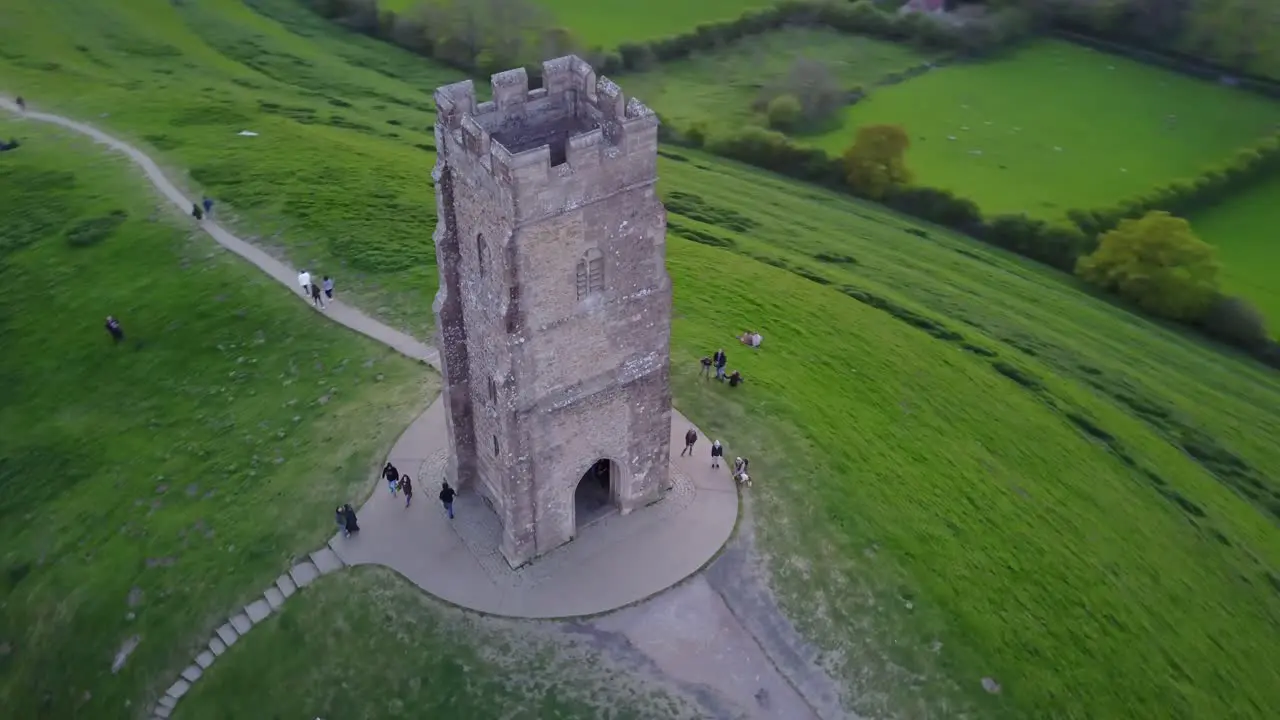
(434, 56), (659, 194)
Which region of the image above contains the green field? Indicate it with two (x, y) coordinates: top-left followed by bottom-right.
(380, 0), (777, 48)
(0, 117), (433, 717)
(3, 1), (1280, 718)
(619, 27), (937, 134)
(1189, 173), (1280, 330)
(808, 40), (1280, 219)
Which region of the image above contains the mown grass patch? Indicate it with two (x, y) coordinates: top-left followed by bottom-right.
(180, 567), (701, 718)
(0, 118), (432, 718)
(805, 40), (1280, 219)
(1189, 173), (1280, 332)
(618, 27), (938, 133)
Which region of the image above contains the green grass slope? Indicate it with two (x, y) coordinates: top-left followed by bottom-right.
(0, 118), (431, 717)
(3, 1), (1279, 718)
(807, 40), (1280, 219)
(181, 567), (700, 719)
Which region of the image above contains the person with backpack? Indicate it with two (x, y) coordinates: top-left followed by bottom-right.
(681, 427), (697, 457)
(383, 462), (399, 496)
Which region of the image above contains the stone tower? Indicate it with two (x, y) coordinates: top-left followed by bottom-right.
(431, 56), (673, 569)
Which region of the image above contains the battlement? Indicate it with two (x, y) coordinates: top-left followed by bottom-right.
(434, 56), (659, 199)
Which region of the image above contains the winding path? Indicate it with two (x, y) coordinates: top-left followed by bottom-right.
(1, 98), (842, 720)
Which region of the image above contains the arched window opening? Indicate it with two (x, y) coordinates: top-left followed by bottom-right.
(476, 233), (488, 277)
(575, 248), (605, 300)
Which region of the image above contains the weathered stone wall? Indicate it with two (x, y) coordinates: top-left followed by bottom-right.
(434, 55), (672, 568)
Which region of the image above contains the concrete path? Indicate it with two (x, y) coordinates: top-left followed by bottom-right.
(0, 96), (439, 369)
(332, 397), (738, 617)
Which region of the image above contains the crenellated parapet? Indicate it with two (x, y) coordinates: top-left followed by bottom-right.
(434, 56), (659, 215)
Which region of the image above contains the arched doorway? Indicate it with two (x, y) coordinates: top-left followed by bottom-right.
(573, 458), (618, 531)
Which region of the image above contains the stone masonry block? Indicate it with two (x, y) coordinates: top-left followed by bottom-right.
(264, 586), (286, 610)
(165, 678), (191, 700)
(289, 561), (319, 588)
(276, 573), (297, 598)
(180, 665), (202, 683)
(229, 613), (252, 635)
(244, 599), (271, 625)
(310, 547), (344, 575)
(195, 650), (215, 669)
(215, 623), (238, 648)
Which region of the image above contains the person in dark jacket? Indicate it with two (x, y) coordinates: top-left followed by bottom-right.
(400, 473), (413, 508)
(383, 463), (399, 496)
(713, 348), (727, 381)
(191, 203), (204, 221)
(699, 355), (712, 379)
(728, 370), (744, 387)
(439, 481), (456, 519)
(710, 439), (723, 469)
(336, 506), (349, 537)
(343, 503), (360, 534)
(681, 427), (697, 457)
(105, 316), (125, 343)
(202, 195), (214, 218)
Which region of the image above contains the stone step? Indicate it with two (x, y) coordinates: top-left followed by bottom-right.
(289, 560), (319, 588)
(180, 664), (202, 683)
(209, 636), (228, 656)
(195, 650), (216, 669)
(276, 573), (297, 598)
(245, 598), (271, 625)
(229, 612), (252, 635)
(165, 678), (190, 701)
(264, 586), (286, 610)
(215, 623), (238, 648)
(310, 546), (344, 575)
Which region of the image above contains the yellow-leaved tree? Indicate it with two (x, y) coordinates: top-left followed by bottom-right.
(1076, 211), (1220, 321)
(842, 124), (912, 200)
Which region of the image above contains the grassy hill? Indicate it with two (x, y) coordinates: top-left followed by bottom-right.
(3, 1), (1279, 718)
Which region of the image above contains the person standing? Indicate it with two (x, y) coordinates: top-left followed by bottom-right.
(681, 427), (697, 457)
(400, 473), (413, 508)
(710, 439), (723, 469)
(191, 203), (204, 221)
(699, 356), (712, 379)
(15, 97), (26, 112)
(713, 348), (727, 381)
(104, 316), (125, 344)
(336, 506), (349, 537)
(202, 195), (214, 219)
(322, 275), (334, 301)
(310, 280), (325, 310)
(439, 481), (456, 519)
(343, 503), (360, 535)
(383, 462), (399, 496)
(297, 269), (311, 298)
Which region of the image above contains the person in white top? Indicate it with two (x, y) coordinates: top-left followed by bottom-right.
(297, 269), (311, 297)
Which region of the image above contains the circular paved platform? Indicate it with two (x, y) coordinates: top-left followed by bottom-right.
(330, 397), (739, 618)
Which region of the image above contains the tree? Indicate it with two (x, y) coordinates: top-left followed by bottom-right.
(765, 94), (802, 131)
(842, 124), (913, 200)
(757, 58), (845, 130)
(1076, 210), (1220, 321)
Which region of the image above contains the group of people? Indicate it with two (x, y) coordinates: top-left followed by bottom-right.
(682, 429), (752, 487)
(297, 269), (335, 310)
(191, 195), (215, 221)
(700, 348), (745, 387)
(382, 462), (456, 518)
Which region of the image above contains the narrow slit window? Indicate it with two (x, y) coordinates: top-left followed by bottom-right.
(488, 377), (497, 404)
(476, 234), (487, 277)
(492, 435), (499, 457)
(576, 248), (604, 300)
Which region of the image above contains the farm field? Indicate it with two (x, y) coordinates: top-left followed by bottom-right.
(807, 39), (1280, 219)
(1189, 173), (1280, 332)
(2, 0), (1280, 719)
(618, 27), (938, 135)
(379, 0), (777, 48)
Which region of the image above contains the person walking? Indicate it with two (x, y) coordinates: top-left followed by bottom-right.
(336, 505), (350, 537)
(383, 462), (399, 496)
(322, 275), (334, 301)
(700, 355), (712, 379)
(15, 97), (25, 112)
(713, 348), (727, 381)
(343, 503), (360, 535)
(400, 473), (413, 508)
(310, 280), (325, 310)
(297, 269), (311, 298)
(681, 427), (697, 457)
(710, 439), (723, 469)
(439, 481), (456, 519)
(104, 316), (125, 344)
(201, 195), (214, 219)
(191, 202), (204, 221)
